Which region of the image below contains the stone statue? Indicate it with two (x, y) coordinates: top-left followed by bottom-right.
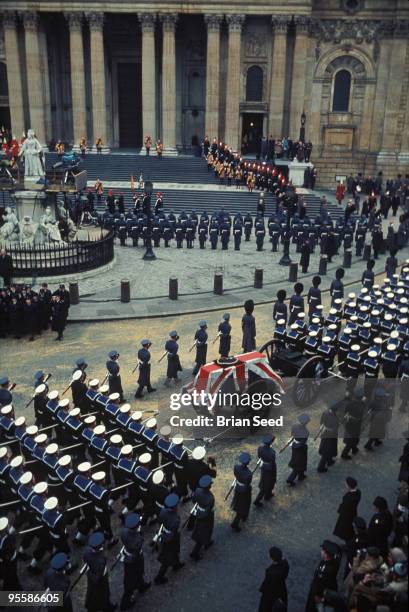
(19, 216), (38, 245)
(19, 128), (44, 178)
(39, 206), (62, 242)
(0, 207), (19, 242)
(56, 201), (77, 241)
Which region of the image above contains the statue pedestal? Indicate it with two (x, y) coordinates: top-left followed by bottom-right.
(288, 161), (313, 187)
(14, 190), (48, 223)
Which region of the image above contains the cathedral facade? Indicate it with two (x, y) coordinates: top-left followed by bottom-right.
(0, 0), (408, 184)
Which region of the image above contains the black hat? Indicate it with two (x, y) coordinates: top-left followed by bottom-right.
(294, 282), (304, 294)
(373, 496), (388, 511)
(367, 259), (375, 270)
(346, 476), (357, 488)
(244, 299), (255, 315)
(335, 268), (345, 280)
(269, 546), (283, 562)
(277, 289), (286, 301)
(321, 540), (339, 558)
(312, 276), (321, 287)
(353, 516), (366, 531)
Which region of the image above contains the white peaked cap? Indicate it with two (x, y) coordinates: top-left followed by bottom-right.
(33, 482), (48, 495)
(152, 470), (164, 484)
(145, 418), (157, 428)
(92, 471), (106, 482)
(10, 456), (23, 468)
(35, 384), (46, 394)
(172, 434), (183, 445)
(121, 445), (133, 455)
(45, 443), (59, 455)
(192, 446), (206, 460)
(48, 390), (59, 400)
(94, 425), (106, 436)
(19, 471), (33, 485)
(77, 461), (91, 472)
(14, 416), (26, 427)
(138, 452), (151, 465)
(26, 425), (38, 436)
(58, 455), (71, 467)
(72, 370), (83, 381)
(44, 497), (58, 511)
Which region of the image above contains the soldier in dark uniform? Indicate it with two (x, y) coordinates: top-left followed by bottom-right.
(364, 386), (392, 450)
(175, 219), (184, 248)
(193, 321), (208, 376)
(198, 218), (207, 249)
(154, 493), (184, 584)
(367, 496), (393, 558)
(218, 313), (231, 357)
(233, 216), (243, 251)
(186, 446), (216, 493)
(164, 331), (182, 386)
(333, 476), (361, 545)
(286, 414), (310, 486)
(44, 553), (72, 612)
(307, 276), (321, 322)
(273, 289), (288, 325)
(135, 339), (156, 398)
(361, 259), (375, 289)
(255, 218), (266, 251)
(254, 434), (277, 507)
(317, 404), (339, 473)
(258, 546), (289, 612)
(190, 474), (215, 561)
(330, 268), (345, 307)
(305, 540), (340, 612)
(341, 389), (365, 459)
(242, 299), (256, 352)
(71, 369), (88, 411)
(0, 516), (21, 590)
(220, 219), (230, 250)
(51, 295), (67, 341)
(244, 213), (253, 241)
(120, 513), (150, 609)
(185, 218), (194, 249)
(231, 452), (252, 532)
(289, 283), (304, 325)
(0, 375), (12, 407)
(83, 532), (116, 611)
(106, 350), (125, 402)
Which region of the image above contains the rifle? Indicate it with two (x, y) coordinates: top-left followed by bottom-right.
(182, 503), (198, 529)
(25, 374), (52, 408)
(188, 341), (197, 353)
(211, 334), (220, 345)
(313, 423), (325, 442)
(224, 460), (261, 501)
(278, 437), (294, 454)
(158, 352), (167, 364)
(107, 546), (125, 573)
(131, 363), (139, 374)
(65, 563), (88, 597)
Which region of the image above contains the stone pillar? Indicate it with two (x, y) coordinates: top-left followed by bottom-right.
(139, 13), (157, 144)
(160, 13), (178, 154)
(397, 35), (409, 167)
(378, 33), (407, 166)
(369, 38), (393, 154)
(204, 14), (223, 140)
(268, 16), (289, 138)
(2, 12), (25, 139)
(21, 11), (47, 145)
(87, 12), (109, 150)
(39, 24), (52, 144)
(224, 15), (245, 151)
(289, 16), (310, 140)
(65, 12), (87, 148)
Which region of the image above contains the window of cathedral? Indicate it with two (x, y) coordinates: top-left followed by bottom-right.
(0, 62), (9, 97)
(332, 69), (351, 112)
(246, 65), (263, 102)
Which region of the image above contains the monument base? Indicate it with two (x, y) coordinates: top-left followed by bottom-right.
(14, 190), (48, 222)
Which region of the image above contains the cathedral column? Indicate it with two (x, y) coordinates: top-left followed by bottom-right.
(204, 14), (223, 140)
(65, 12), (87, 148)
(224, 14), (245, 151)
(87, 12), (109, 150)
(160, 13), (178, 154)
(21, 11), (47, 145)
(268, 15), (290, 138)
(397, 34), (409, 166)
(2, 11), (25, 139)
(139, 13), (157, 145)
(289, 16), (310, 139)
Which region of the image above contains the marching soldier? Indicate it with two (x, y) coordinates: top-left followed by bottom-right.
(164, 331), (183, 386)
(364, 386), (392, 451)
(218, 313), (232, 357)
(154, 493), (184, 584)
(0, 516), (21, 590)
(231, 452), (252, 532)
(83, 532), (116, 611)
(0, 375), (13, 407)
(71, 369), (88, 411)
(190, 475), (215, 561)
(341, 389), (365, 459)
(254, 434), (277, 507)
(363, 349), (380, 400)
(286, 414), (310, 486)
(317, 403), (339, 473)
(34, 383), (49, 427)
(289, 283), (304, 325)
(120, 513), (150, 610)
(89, 471), (118, 548)
(192, 321), (208, 376)
(170, 434), (189, 501)
(106, 350), (125, 402)
(44, 552), (72, 612)
(186, 446), (216, 493)
(135, 339), (156, 398)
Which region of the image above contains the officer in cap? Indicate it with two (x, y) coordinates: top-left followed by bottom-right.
(190, 475), (215, 561)
(317, 404), (340, 473)
(33, 383), (49, 427)
(106, 350), (125, 402)
(254, 434), (277, 507)
(120, 513), (150, 609)
(0, 517), (21, 589)
(83, 532), (116, 611)
(154, 493), (184, 584)
(186, 445), (217, 493)
(305, 540), (340, 612)
(0, 375), (12, 407)
(231, 452), (253, 532)
(33, 369), (47, 390)
(44, 553), (72, 612)
(135, 339), (156, 398)
(218, 313), (232, 357)
(71, 369), (88, 411)
(364, 387), (392, 451)
(286, 414), (310, 486)
(164, 331), (183, 387)
(341, 389), (365, 459)
(192, 321), (208, 376)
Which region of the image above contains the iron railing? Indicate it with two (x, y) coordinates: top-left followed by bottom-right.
(1, 230), (114, 277)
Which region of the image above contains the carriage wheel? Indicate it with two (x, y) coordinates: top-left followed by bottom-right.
(258, 339), (279, 367)
(292, 356), (326, 407)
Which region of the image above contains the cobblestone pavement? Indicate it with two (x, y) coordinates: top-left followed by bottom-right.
(3, 294), (405, 612)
